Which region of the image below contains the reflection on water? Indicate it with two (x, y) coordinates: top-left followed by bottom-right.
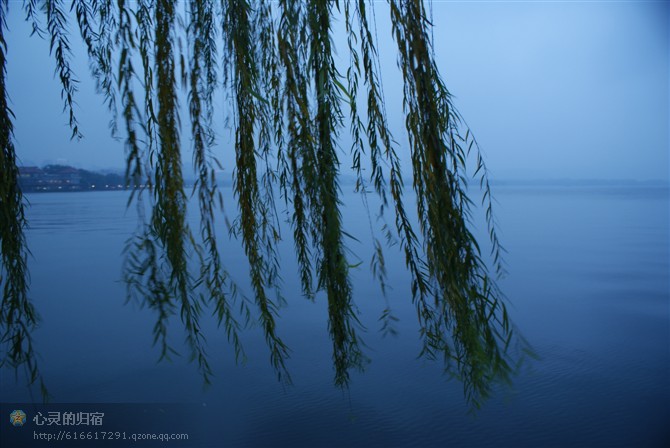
(2, 186), (668, 447)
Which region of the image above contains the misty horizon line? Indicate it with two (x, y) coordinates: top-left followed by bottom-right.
(18, 163), (669, 187)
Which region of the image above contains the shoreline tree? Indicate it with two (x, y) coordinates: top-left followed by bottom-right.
(0, 0), (529, 407)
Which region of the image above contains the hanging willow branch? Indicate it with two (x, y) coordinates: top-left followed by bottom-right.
(0, 0), (48, 400)
(389, 0), (516, 405)
(0, 0), (530, 407)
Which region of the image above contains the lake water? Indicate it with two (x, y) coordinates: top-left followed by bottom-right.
(2, 185), (668, 447)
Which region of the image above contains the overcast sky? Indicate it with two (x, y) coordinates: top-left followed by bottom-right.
(5, 1), (669, 181)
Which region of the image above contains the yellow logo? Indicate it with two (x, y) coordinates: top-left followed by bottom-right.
(10, 410), (27, 427)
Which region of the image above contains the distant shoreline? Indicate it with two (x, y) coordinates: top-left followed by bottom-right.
(489, 179), (669, 188)
(18, 164), (127, 193)
(18, 164), (667, 193)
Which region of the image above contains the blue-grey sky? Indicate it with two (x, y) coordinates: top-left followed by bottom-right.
(5, 1), (669, 181)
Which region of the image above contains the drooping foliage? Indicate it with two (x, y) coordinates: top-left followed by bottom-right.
(0, 0), (529, 407)
(0, 0), (48, 400)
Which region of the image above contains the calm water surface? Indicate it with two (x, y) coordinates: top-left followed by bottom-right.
(2, 185), (668, 447)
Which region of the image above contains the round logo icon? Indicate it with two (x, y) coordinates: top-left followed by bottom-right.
(10, 410), (27, 427)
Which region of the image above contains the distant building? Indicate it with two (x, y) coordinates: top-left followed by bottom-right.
(18, 166), (46, 190)
(43, 166), (81, 188)
(19, 166), (44, 177)
(17, 165), (126, 192)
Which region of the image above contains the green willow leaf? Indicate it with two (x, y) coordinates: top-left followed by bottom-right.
(0, 0), (531, 408)
(0, 0), (48, 400)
